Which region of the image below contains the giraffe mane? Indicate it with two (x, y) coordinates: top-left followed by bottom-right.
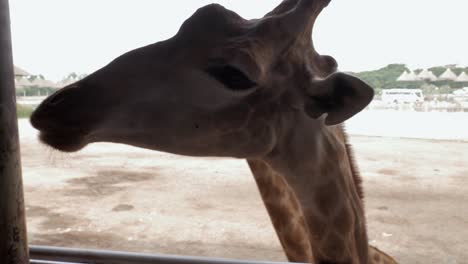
(339, 124), (364, 200)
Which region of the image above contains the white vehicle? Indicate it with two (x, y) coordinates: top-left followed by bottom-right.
(453, 87), (468, 96)
(381, 89), (424, 104)
(453, 87), (468, 103)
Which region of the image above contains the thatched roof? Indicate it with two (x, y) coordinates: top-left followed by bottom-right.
(29, 77), (58, 88)
(455, 72), (468, 82)
(397, 70), (420, 81)
(438, 68), (458, 81)
(15, 77), (33, 88)
(417, 69), (438, 81)
(396, 71), (409, 81)
(14, 66), (30, 76)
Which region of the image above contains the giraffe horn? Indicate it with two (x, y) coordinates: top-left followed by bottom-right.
(264, 0), (299, 17)
(267, 0), (331, 38)
(255, 0), (332, 49)
(257, 0), (336, 76)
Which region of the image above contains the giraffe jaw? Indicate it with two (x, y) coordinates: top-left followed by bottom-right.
(38, 131), (89, 152)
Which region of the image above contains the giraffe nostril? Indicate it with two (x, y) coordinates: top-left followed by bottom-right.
(47, 92), (65, 106)
(45, 85), (79, 106)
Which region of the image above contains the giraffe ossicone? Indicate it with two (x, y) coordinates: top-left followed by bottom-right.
(31, 0), (398, 263)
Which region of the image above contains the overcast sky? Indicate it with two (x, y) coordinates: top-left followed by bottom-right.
(9, 0), (468, 81)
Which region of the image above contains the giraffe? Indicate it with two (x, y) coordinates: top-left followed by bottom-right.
(30, 0), (398, 263)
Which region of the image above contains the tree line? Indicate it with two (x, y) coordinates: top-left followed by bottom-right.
(352, 64), (468, 94)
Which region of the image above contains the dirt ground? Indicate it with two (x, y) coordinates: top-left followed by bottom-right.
(18, 120), (467, 264)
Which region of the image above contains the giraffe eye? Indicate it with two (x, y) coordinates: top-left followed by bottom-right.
(205, 65), (257, 91)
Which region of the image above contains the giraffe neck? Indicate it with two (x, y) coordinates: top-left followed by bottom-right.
(248, 159), (314, 263)
(248, 125), (398, 263)
(250, 123), (368, 263)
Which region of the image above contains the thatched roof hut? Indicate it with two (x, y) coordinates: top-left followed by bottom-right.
(15, 78), (33, 88)
(455, 72), (468, 82)
(14, 66), (30, 77)
(438, 68), (458, 81)
(397, 70), (420, 81)
(417, 69), (438, 81)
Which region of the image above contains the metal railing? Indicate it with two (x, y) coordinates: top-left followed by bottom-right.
(30, 245), (301, 264)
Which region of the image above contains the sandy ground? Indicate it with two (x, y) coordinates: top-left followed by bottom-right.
(18, 119), (467, 264)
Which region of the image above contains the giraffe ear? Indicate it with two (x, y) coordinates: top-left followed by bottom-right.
(304, 72), (374, 126)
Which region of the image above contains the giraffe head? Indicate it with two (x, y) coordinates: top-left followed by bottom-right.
(31, 0), (373, 157)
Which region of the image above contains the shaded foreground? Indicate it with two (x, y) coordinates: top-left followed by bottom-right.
(19, 120), (467, 264)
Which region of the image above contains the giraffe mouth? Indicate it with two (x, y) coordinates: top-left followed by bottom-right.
(38, 131), (89, 152)
(30, 89), (97, 152)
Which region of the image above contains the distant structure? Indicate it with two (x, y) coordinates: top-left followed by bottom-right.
(13, 65), (60, 92)
(455, 72), (468, 82)
(14, 66), (30, 77)
(438, 68), (458, 81)
(397, 68), (468, 83)
(417, 69), (438, 81)
(57, 75), (81, 87)
(397, 70), (420, 81)
(14, 66), (33, 89)
(15, 78), (33, 88)
(13, 65), (89, 90)
(29, 77), (58, 88)
(396, 71), (409, 81)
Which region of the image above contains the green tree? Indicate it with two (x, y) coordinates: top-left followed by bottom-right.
(428, 66), (446, 77)
(67, 72), (78, 79)
(353, 64), (414, 90)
